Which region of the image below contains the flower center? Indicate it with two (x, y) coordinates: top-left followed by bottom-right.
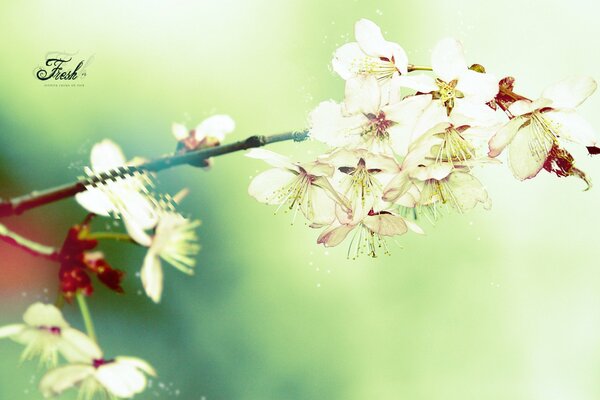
(366, 111), (394, 141)
(38, 325), (62, 335)
(351, 56), (398, 82)
(432, 127), (475, 166)
(433, 78), (464, 116)
(92, 358), (115, 369)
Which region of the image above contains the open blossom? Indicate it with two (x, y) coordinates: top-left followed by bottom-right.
(398, 38), (499, 125)
(0, 303), (98, 367)
(488, 76), (598, 182)
(332, 19), (408, 91)
(173, 114), (235, 151)
(139, 212), (201, 303)
(317, 208), (423, 258)
(40, 340), (156, 400)
(75, 140), (159, 245)
(309, 75), (432, 155)
(247, 149), (341, 226)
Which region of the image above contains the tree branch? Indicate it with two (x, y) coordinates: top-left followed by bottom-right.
(0, 223), (60, 260)
(0, 130), (309, 218)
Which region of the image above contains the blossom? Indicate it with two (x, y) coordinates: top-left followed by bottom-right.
(317, 208), (423, 258)
(0, 303), (98, 367)
(309, 75), (433, 155)
(247, 149), (341, 227)
(488, 76), (598, 182)
(75, 140), (160, 245)
(332, 19), (408, 89)
(172, 114), (235, 152)
(139, 212), (201, 303)
(398, 38), (499, 126)
(39, 342), (156, 400)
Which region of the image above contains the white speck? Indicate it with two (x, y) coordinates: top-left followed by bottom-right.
(375, 9), (383, 15)
(316, 283), (321, 288)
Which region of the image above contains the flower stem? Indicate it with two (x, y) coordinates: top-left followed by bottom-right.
(76, 292), (97, 342)
(0, 223), (59, 260)
(407, 64), (433, 72)
(87, 232), (135, 243)
(0, 130), (309, 218)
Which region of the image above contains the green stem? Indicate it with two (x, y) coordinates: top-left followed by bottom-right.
(407, 64), (433, 72)
(76, 292), (97, 342)
(0, 223), (59, 260)
(87, 232), (135, 243)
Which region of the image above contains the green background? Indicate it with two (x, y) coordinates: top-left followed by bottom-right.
(1, 0), (600, 399)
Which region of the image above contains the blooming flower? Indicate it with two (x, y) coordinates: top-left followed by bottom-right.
(332, 19), (408, 91)
(172, 114), (235, 151)
(0, 303), (98, 367)
(39, 342), (156, 399)
(139, 212), (201, 303)
(309, 75), (433, 155)
(247, 149), (341, 227)
(75, 140), (160, 245)
(488, 76), (598, 182)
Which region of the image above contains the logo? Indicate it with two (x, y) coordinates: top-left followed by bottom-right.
(35, 51), (94, 87)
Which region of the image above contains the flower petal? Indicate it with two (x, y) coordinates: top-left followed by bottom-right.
(59, 328), (102, 363)
(246, 148), (295, 170)
(355, 19), (388, 57)
(248, 168), (298, 205)
(446, 171), (491, 212)
(542, 76), (597, 109)
(362, 213), (408, 236)
(0, 324), (24, 338)
(172, 123), (189, 141)
(488, 116), (526, 157)
(317, 224), (355, 247)
(141, 252), (163, 303)
(39, 364), (95, 397)
(302, 186), (336, 226)
(332, 42), (364, 80)
(508, 121), (553, 180)
(96, 361), (148, 398)
(456, 69), (498, 103)
(544, 110), (598, 146)
(195, 114), (235, 142)
(396, 74), (438, 93)
(75, 189), (115, 217)
(309, 101), (366, 147)
(23, 303), (69, 328)
(344, 75), (380, 115)
(115, 356), (157, 377)
(90, 140), (127, 173)
(431, 38), (467, 82)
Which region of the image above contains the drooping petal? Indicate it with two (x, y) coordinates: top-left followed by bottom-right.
(382, 172), (413, 203)
(245, 148), (295, 170)
(0, 324), (24, 338)
(541, 76), (597, 109)
(39, 365), (95, 397)
(446, 171), (491, 212)
(194, 114), (235, 142)
(344, 75), (380, 115)
(59, 328), (102, 363)
(23, 303), (69, 328)
(140, 252), (163, 303)
(317, 224), (355, 247)
(248, 168), (297, 205)
(508, 121), (554, 180)
(362, 213), (408, 236)
(302, 186), (336, 226)
(544, 110), (598, 146)
(431, 38), (467, 82)
(90, 140), (127, 173)
(332, 43), (364, 80)
(488, 116), (526, 157)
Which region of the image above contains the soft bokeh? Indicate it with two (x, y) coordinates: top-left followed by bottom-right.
(1, 0), (600, 399)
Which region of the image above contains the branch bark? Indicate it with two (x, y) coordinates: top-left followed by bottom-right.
(0, 223), (59, 260)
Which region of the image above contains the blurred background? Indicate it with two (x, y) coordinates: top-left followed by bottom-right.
(1, 0), (600, 399)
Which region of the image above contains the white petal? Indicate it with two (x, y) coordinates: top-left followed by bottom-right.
(362, 213), (408, 236)
(172, 123), (189, 141)
(542, 76), (597, 109)
(90, 140), (127, 173)
(344, 75), (380, 115)
(508, 121), (553, 180)
(141, 252), (164, 303)
(384, 94), (433, 156)
(452, 99), (501, 127)
(39, 365), (95, 397)
(545, 110), (598, 146)
(75, 189), (115, 217)
(96, 361), (148, 398)
(309, 101), (366, 147)
(248, 168), (297, 205)
(303, 186), (336, 226)
(332, 42), (364, 80)
(488, 116), (526, 157)
(396, 74), (438, 93)
(355, 19), (388, 57)
(23, 303), (69, 328)
(431, 38), (467, 82)
(317, 224), (355, 247)
(246, 148), (295, 170)
(509, 99), (538, 116)
(195, 114), (235, 142)
(382, 172), (412, 202)
(456, 70), (498, 103)
(390, 45), (409, 75)
(410, 164), (453, 181)
(446, 171), (490, 212)
(115, 356), (157, 377)
(59, 328), (102, 363)
(0, 324), (24, 338)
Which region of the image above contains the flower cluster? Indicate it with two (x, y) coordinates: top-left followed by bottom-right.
(248, 19), (598, 258)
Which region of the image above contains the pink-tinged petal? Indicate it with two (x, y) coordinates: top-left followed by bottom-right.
(456, 69), (498, 103)
(303, 186), (336, 226)
(545, 110), (598, 146)
(355, 19), (388, 57)
(391, 45), (409, 75)
(195, 114), (235, 142)
(96, 361), (148, 397)
(396, 74), (438, 93)
(59, 328), (103, 363)
(303, 161), (335, 177)
(172, 123), (188, 141)
(317, 224), (355, 247)
(382, 172), (412, 202)
(344, 75), (380, 115)
(75, 189), (115, 217)
(508, 121), (553, 180)
(90, 140), (127, 173)
(542, 76), (597, 109)
(248, 168), (297, 205)
(362, 213), (408, 236)
(0, 324), (24, 338)
(362, 152), (400, 172)
(245, 148), (295, 170)
(488, 116), (526, 157)
(332, 43), (364, 80)
(446, 171), (490, 212)
(39, 365), (95, 398)
(410, 164), (453, 181)
(23, 302), (69, 328)
(431, 38), (467, 82)
(141, 251), (163, 303)
(309, 101), (366, 147)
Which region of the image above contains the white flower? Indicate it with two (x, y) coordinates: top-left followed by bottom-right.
(140, 212), (201, 303)
(488, 76), (598, 181)
(75, 140), (159, 245)
(247, 149), (341, 227)
(317, 208), (423, 258)
(172, 114), (235, 150)
(40, 344), (156, 400)
(0, 303), (98, 367)
(332, 19), (408, 89)
(398, 38), (499, 126)
(309, 75), (432, 156)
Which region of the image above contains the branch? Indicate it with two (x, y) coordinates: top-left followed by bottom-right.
(0, 223), (60, 260)
(0, 130), (309, 218)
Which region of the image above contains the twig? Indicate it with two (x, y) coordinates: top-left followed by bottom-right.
(0, 130), (309, 218)
(0, 223), (59, 260)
